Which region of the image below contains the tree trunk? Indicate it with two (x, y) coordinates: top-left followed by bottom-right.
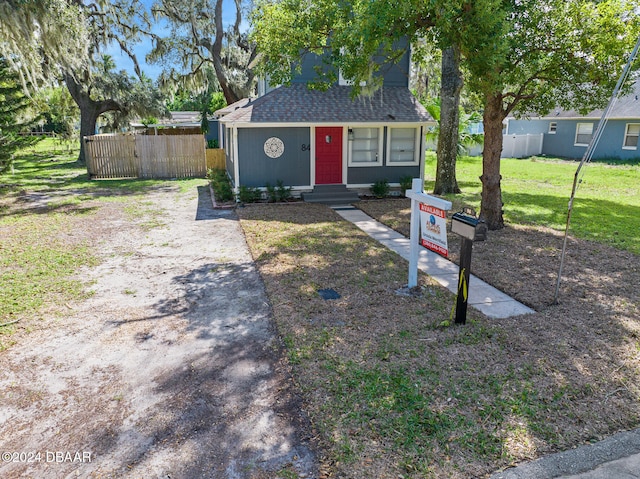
(64, 73), (123, 164)
(433, 46), (463, 195)
(480, 92), (506, 230)
(78, 104), (101, 165)
(212, 57), (241, 105)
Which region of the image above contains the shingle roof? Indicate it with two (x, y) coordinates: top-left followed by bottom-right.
(215, 99), (250, 117)
(544, 80), (640, 120)
(218, 84), (432, 123)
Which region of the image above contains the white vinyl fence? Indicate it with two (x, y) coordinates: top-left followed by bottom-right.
(501, 134), (544, 158)
(425, 134), (543, 159)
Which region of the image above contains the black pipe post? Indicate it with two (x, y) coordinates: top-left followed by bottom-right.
(455, 237), (474, 324)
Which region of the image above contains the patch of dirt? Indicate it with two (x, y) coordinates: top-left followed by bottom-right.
(0, 185), (318, 478)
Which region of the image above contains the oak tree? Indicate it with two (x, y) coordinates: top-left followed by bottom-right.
(149, 0), (257, 104)
(1, 1), (167, 163)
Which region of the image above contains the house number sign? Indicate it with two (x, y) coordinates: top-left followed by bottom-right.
(264, 137), (284, 158)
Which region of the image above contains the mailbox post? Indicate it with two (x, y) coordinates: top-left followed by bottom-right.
(451, 209), (487, 324)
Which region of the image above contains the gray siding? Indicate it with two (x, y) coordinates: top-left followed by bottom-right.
(348, 165), (419, 184)
(205, 120), (219, 144)
(507, 119), (550, 135)
(237, 127), (311, 187)
(508, 118), (640, 160)
(292, 39), (410, 88)
(374, 38), (410, 87)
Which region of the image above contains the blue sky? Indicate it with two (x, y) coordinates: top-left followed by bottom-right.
(106, 0), (247, 82)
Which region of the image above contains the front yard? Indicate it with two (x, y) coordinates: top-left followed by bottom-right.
(2, 141), (638, 478)
(237, 155), (640, 478)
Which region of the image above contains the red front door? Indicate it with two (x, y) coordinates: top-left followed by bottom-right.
(315, 127), (343, 184)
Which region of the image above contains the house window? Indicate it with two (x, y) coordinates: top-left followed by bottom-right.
(387, 127), (419, 166)
(549, 122), (557, 134)
(348, 127), (382, 166)
(575, 123), (593, 146)
(623, 123), (640, 149)
(338, 47), (367, 86)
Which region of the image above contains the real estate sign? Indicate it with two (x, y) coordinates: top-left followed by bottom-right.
(419, 203), (449, 257)
(405, 178), (452, 288)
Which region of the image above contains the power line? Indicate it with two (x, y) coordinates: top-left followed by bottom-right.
(553, 34), (640, 304)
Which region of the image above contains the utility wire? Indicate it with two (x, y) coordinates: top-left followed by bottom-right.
(554, 34), (640, 304)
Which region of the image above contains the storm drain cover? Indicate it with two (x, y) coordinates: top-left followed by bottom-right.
(317, 288), (341, 300)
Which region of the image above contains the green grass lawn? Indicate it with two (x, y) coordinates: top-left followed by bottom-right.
(0, 138), (204, 348)
(424, 152), (640, 254)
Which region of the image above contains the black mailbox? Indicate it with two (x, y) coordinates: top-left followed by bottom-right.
(451, 210), (487, 242)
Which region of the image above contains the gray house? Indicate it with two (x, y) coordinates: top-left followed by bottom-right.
(217, 44), (433, 201)
(505, 80), (640, 161)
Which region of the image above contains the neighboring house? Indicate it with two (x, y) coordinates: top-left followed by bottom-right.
(129, 111), (203, 135)
(216, 42), (434, 201)
(505, 80), (640, 161)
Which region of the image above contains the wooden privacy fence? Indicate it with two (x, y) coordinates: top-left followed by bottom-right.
(84, 134), (207, 179)
(205, 148), (226, 170)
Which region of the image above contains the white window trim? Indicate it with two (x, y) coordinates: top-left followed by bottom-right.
(338, 47), (367, 87)
(622, 123), (640, 150)
(386, 125), (420, 166)
(574, 122), (593, 147)
(548, 121), (557, 134)
(338, 70), (367, 87)
(347, 126), (383, 167)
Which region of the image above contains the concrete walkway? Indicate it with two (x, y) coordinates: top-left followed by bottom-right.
(335, 205), (640, 479)
(333, 206), (534, 319)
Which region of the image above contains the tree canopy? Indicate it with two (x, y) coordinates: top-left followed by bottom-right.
(0, 1), (169, 163)
(252, 0), (640, 229)
(149, 0), (257, 104)
(0, 0), (90, 87)
(0, 56), (39, 173)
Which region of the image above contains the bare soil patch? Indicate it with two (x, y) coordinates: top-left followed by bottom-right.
(238, 200), (640, 478)
(0, 184), (318, 479)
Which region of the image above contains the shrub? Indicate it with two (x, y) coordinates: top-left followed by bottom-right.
(237, 185), (263, 203)
(265, 180), (292, 202)
(370, 179), (390, 198)
(207, 168), (234, 202)
(207, 138), (219, 149)
(399, 175), (414, 197)
(276, 180), (292, 201)
(266, 182), (277, 203)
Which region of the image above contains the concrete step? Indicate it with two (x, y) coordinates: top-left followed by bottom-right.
(302, 185), (360, 205)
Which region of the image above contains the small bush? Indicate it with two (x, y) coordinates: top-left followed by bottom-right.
(266, 182), (277, 203)
(238, 185), (263, 203)
(265, 180), (292, 202)
(276, 180), (292, 201)
(399, 175), (414, 197)
(370, 179), (390, 198)
(207, 168), (234, 202)
(207, 138), (219, 149)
